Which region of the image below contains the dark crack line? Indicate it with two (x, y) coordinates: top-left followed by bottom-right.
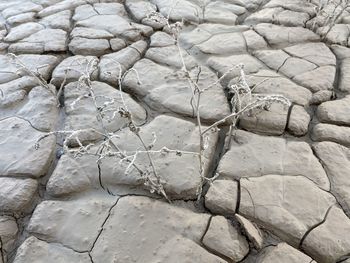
(89, 198), (120, 253)
(236, 179), (241, 214)
(0, 236), (5, 263)
(299, 205), (333, 249)
(199, 216), (231, 262)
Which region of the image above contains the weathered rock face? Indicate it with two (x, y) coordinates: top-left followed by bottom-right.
(2, 0), (350, 262)
(204, 180), (238, 216)
(202, 216), (249, 262)
(317, 96), (350, 126)
(240, 175), (336, 246)
(90, 196), (216, 262)
(313, 142), (350, 216)
(257, 243), (313, 263)
(27, 194), (118, 251)
(0, 117), (55, 178)
(0, 178), (38, 212)
(302, 206), (350, 263)
(217, 130), (330, 190)
(0, 216), (18, 261)
(13, 236), (91, 263)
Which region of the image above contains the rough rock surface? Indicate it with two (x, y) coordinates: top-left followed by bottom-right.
(202, 216), (249, 262)
(0, 1), (349, 262)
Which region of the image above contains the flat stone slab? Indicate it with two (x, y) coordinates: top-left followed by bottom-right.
(0, 54), (59, 84)
(64, 80), (146, 143)
(27, 194), (118, 251)
(202, 216), (249, 262)
(217, 130), (330, 190)
(0, 177), (37, 212)
(313, 141), (350, 216)
(90, 196), (221, 262)
(0, 117), (55, 178)
(257, 242), (314, 263)
(240, 175), (336, 246)
(13, 236), (91, 263)
(302, 206), (350, 263)
(317, 96), (350, 126)
(123, 58), (230, 122)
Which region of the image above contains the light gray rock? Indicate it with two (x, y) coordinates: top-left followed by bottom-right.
(243, 70), (312, 106)
(90, 196), (214, 262)
(38, 0), (91, 17)
(155, 236), (226, 263)
(287, 105), (310, 136)
(293, 66), (336, 92)
(205, 180), (238, 216)
(150, 31), (175, 47)
(93, 3), (126, 16)
(109, 38), (126, 51)
(107, 115), (219, 199)
(240, 175), (336, 246)
(339, 58), (350, 93)
(310, 90), (333, 105)
(312, 123), (350, 147)
(257, 242), (313, 263)
(9, 28), (67, 54)
(70, 27), (114, 39)
(264, 0), (316, 15)
(243, 30), (268, 51)
(6, 12), (36, 26)
(13, 236), (91, 263)
(99, 40), (147, 85)
(0, 85), (58, 131)
(76, 14), (146, 41)
(51, 55), (98, 86)
(0, 178), (37, 212)
(218, 130), (330, 190)
(39, 10), (71, 31)
(253, 49), (290, 72)
(46, 155), (91, 197)
(123, 58), (230, 122)
(4, 22), (44, 42)
(284, 42), (336, 66)
(317, 24), (350, 46)
(125, 0), (156, 21)
(313, 141), (350, 215)
(245, 7), (282, 25)
(239, 102), (289, 135)
(47, 115), (218, 199)
(2, 2), (42, 19)
(204, 2), (239, 25)
(0, 54), (59, 84)
(179, 23), (248, 49)
(208, 54), (264, 82)
(69, 37), (110, 56)
(0, 216), (18, 260)
(302, 206), (350, 263)
(235, 214), (264, 250)
(27, 194), (118, 251)
(72, 4), (98, 21)
(196, 32), (246, 55)
(317, 96), (350, 125)
(203, 216), (249, 262)
(254, 23), (320, 48)
(0, 117), (55, 178)
(145, 45), (196, 69)
(150, 0), (201, 23)
(63, 81), (147, 143)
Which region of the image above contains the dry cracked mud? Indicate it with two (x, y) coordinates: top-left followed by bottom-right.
(1, 0), (350, 262)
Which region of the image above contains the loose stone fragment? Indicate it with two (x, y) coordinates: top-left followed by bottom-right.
(202, 216), (249, 262)
(205, 180), (238, 216)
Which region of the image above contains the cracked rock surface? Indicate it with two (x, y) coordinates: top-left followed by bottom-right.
(0, 0), (350, 262)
